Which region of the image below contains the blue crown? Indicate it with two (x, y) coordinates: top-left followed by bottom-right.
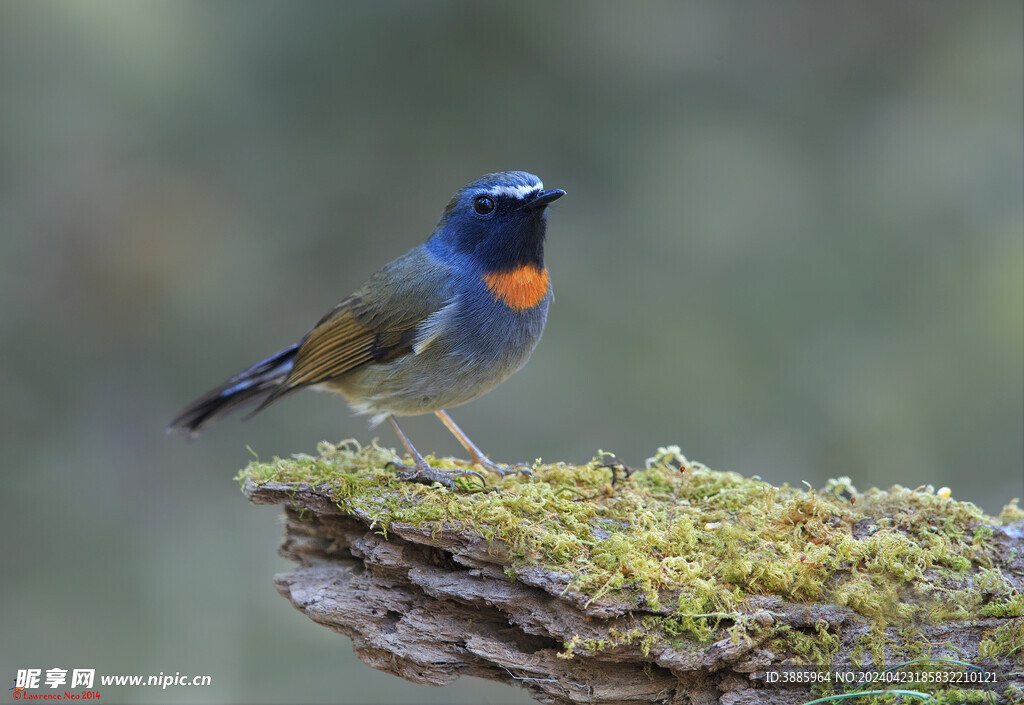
(463, 171), (544, 197)
(430, 171), (554, 272)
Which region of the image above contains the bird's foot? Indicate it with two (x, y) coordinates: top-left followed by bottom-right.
(454, 456), (534, 480)
(388, 461), (486, 490)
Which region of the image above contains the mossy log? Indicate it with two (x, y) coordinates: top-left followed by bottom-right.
(241, 442), (1024, 705)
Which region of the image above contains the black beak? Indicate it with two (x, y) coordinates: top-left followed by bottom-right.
(524, 188), (566, 210)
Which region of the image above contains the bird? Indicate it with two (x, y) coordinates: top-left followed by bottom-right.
(168, 171), (565, 488)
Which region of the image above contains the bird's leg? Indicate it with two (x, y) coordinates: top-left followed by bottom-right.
(433, 410), (533, 479)
(387, 415), (485, 489)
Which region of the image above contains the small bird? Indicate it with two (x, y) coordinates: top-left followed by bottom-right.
(168, 171), (564, 488)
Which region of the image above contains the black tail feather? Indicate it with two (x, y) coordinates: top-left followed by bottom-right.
(167, 344), (300, 436)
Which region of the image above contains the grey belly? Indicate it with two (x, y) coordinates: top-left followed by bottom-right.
(327, 300), (548, 419)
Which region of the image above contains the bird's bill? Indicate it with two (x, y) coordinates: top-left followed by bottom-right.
(523, 189), (566, 210)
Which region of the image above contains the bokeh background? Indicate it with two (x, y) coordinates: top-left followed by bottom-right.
(2, 2), (1021, 704)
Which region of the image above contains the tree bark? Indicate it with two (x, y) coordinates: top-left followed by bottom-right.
(244, 473), (1024, 705)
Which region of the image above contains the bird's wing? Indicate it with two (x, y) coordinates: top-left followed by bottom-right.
(262, 246), (456, 402)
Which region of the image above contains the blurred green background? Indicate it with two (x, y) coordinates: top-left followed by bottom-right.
(2, 2), (1021, 703)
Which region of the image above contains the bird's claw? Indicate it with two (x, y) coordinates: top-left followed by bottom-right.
(388, 461), (486, 490)
(452, 457), (533, 479)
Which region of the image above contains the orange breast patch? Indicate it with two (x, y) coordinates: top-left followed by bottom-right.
(482, 265), (549, 311)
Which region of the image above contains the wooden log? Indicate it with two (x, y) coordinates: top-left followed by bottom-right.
(241, 442), (1024, 704)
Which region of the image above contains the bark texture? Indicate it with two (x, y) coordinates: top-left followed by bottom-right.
(245, 479), (1024, 705)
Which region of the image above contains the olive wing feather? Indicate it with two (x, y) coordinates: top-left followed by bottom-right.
(263, 246), (456, 402)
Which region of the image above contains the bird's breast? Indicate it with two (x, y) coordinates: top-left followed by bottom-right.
(329, 275), (549, 417)
(481, 264), (550, 312)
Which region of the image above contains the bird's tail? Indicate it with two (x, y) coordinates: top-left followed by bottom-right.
(166, 344), (300, 436)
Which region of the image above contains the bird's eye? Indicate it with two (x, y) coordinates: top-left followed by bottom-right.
(474, 196), (495, 215)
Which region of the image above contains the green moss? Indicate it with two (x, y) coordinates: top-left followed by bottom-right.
(766, 620), (842, 666)
(978, 617), (1024, 664)
(928, 688), (1000, 704)
(239, 440), (1017, 669)
(850, 627), (888, 668)
(997, 498), (1024, 524)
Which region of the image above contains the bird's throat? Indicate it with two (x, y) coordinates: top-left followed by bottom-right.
(482, 265), (549, 312)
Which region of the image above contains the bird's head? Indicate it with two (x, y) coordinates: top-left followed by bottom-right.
(429, 171), (565, 272)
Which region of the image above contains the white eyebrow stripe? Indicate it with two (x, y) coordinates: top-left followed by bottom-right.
(485, 182), (543, 200)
